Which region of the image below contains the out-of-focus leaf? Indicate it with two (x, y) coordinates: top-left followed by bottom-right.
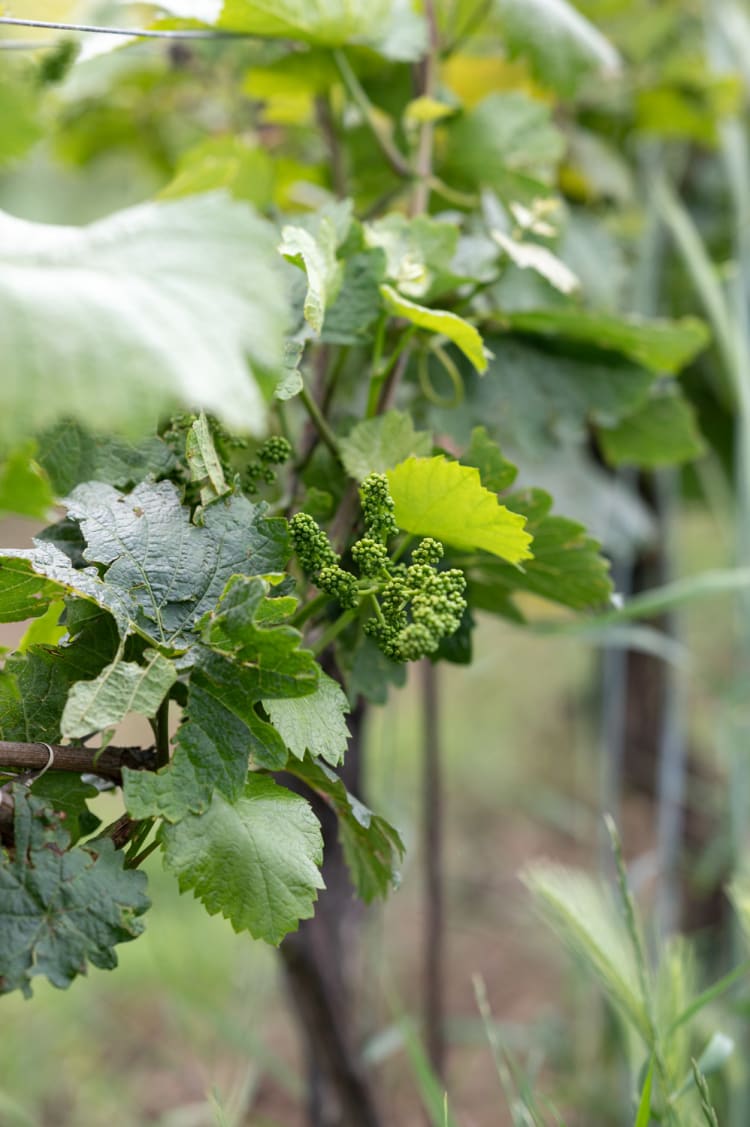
(598, 390), (705, 467)
(495, 0), (621, 95)
(0, 195), (289, 449)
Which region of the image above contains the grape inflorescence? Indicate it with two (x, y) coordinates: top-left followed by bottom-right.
(290, 473), (466, 662)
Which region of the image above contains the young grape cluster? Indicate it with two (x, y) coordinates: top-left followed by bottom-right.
(245, 435), (293, 493)
(290, 473), (466, 662)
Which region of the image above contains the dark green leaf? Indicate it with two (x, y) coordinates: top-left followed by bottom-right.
(598, 390), (706, 467)
(286, 756), (403, 901)
(502, 309), (709, 374)
(461, 427), (518, 492)
(0, 789), (149, 997)
(36, 422), (176, 497)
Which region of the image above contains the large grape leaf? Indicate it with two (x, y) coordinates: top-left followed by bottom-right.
(0, 790), (149, 997)
(1, 482), (289, 646)
(0, 194), (289, 449)
(123, 681), (287, 823)
(286, 756), (403, 901)
(149, 0), (427, 60)
(467, 488), (613, 618)
(263, 672), (350, 767)
(36, 422), (176, 497)
(340, 411), (433, 481)
(496, 0), (621, 95)
(61, 652), (177, 740)
(160, 775), (324, 944)
(387, 456), (533, 562)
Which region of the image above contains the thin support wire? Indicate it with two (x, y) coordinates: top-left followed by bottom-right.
(0, 15), (248, 39)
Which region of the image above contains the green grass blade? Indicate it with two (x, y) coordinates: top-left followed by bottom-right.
(633, 1058), (654, 1127)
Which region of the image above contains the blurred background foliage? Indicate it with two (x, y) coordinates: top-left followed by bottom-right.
(4, 0), (750, 1122)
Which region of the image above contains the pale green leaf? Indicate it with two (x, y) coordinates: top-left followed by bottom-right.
(0, 194), (289, 449)
(17, 601), (66, 653)
(280, 218), (342, 334)
(61, 651), (177, 740)
(340, 411), (433, 480)
(0, 443), (54, 520)
(263, 672), (350, 766)
(633, 1058), (654, 1127)
(380, 284), (487, 372)
(158, 137), (275, 208)
(186, 412), (230, 508)
(492, 229), (580, 294)
(387, 456), (532, 562)
(150, 0), (426, 58)
(496, 0), (621, 96)
(161, 775), (324, 944)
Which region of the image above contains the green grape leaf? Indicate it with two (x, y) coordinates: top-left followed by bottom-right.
(322, 249), (387, 344)
(0, 618), (119, 742)
(387, 456), (533, 562)
(0, 443), (54, 520)
(502, 309), (709, 374)
(158, 137), (275, 209)
(0, 194), (289, 450)
(0, 558), (62, 624)
(365, 213), (459, 299)
(28, 774), (100, 845)
(263, 672), (350, 767)
(381, 284), (487, 372)
(160, 775), (324, 944)
(186, 412), (230, 509)
(153, 0), (427, 60)
(61, 652), (177, 741)
(496, 0), (621, 96)
(462, 427), (518, 492)
(37, 422), (176, 497)
(0, 789), (149, 997)
(342, 634), (407, 705)
(468, 488), (612, 616)
(442, 92), (565, 202)
(3, 482), (289, 645)
(197, 575), (319, 699)
(123, 680), (286, 823)
(598, 390), (706, 467)
(483, 337), (657, 453)
(286, 756), (403, 901)
(280, 219), (342, 334)
(340, 411), (433, 480)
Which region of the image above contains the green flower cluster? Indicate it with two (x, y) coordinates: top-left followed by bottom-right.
(245, 435), (293, 494)
(290, 475), (467, 663)
(365, 559), (466, 662)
